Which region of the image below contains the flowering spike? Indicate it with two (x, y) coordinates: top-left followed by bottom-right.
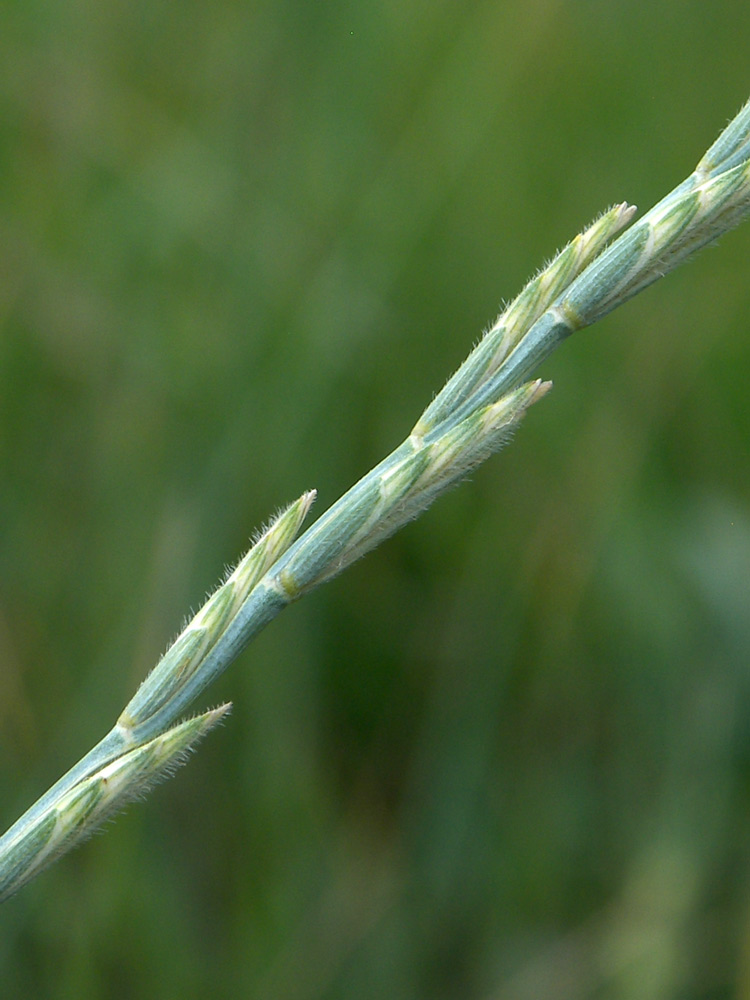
(119, 491), (315, 739)
(2, 96), (749, 904)
(0, 705), (231, 903)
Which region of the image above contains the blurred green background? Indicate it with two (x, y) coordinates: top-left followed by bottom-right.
(1, 1), (750, 997)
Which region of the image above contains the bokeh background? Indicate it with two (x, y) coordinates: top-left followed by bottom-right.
(1, 2), (750, 997)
